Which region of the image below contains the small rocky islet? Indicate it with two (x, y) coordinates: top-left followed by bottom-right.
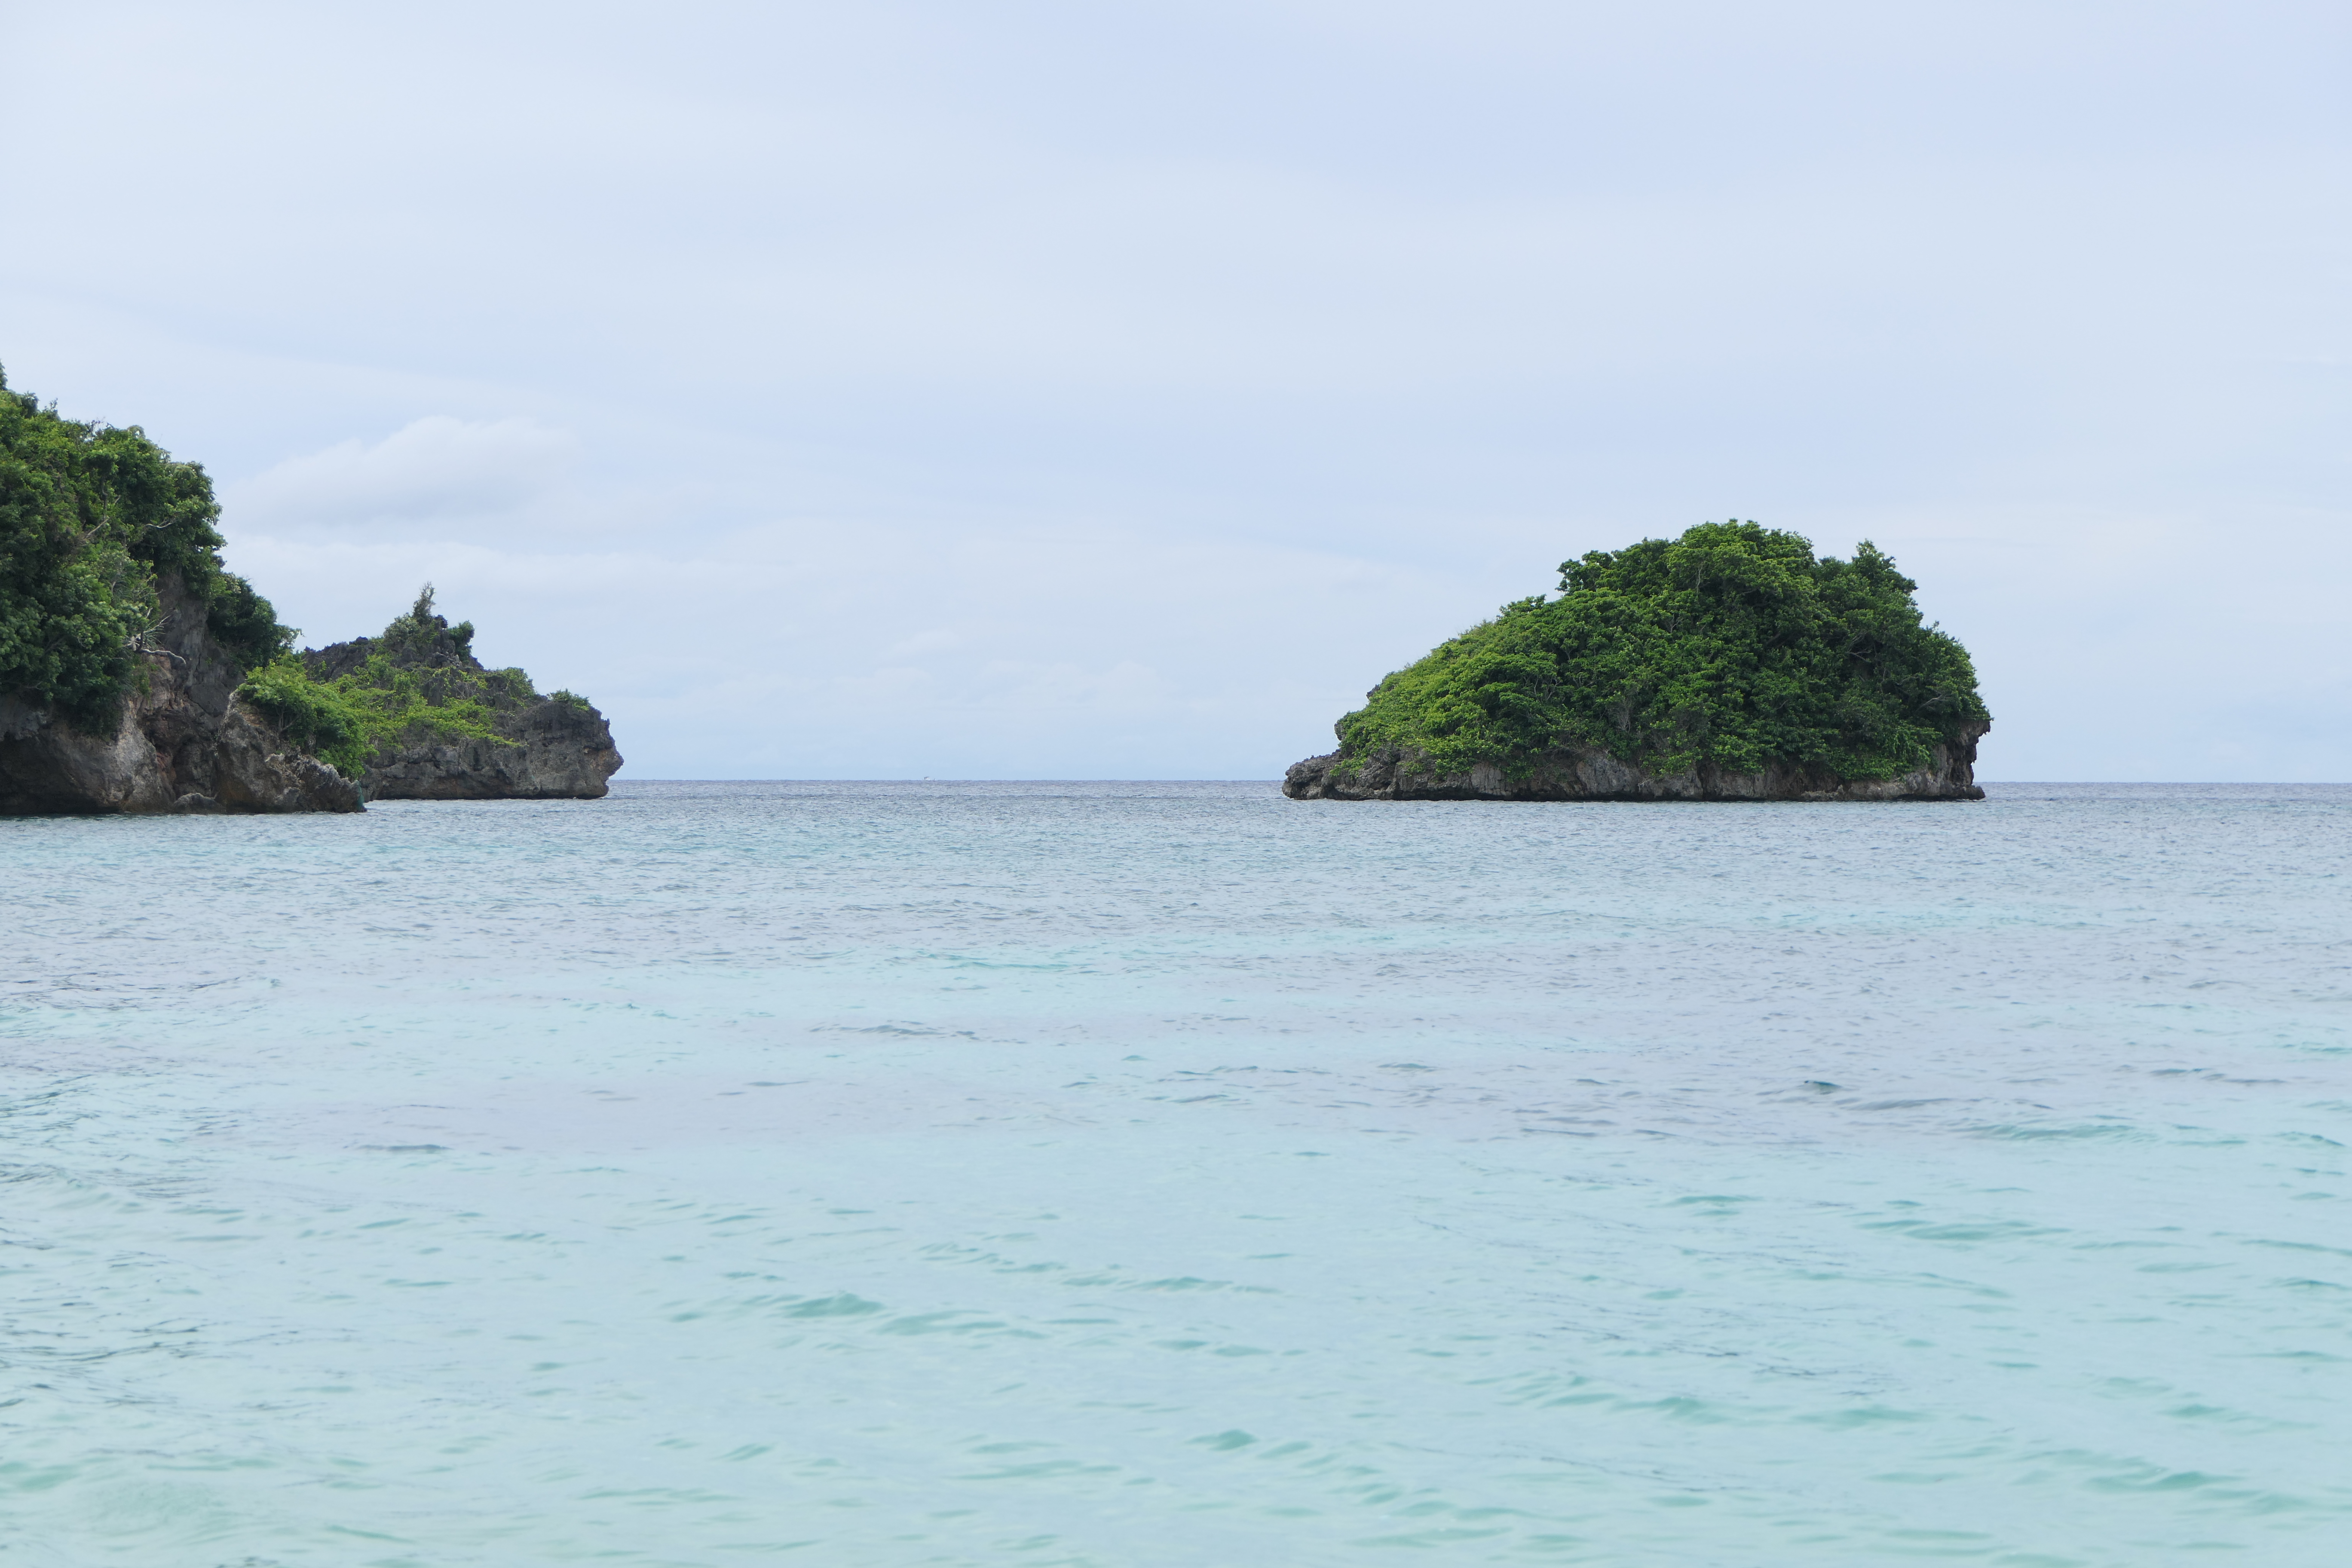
(1286, 521), (1989, 802)
(260, 587), (622, 804)
(0, 368), (618, 815)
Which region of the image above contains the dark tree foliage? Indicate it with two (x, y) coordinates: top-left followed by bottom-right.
(1335, 522), (1989, 782)
(203, 570), (298, 674)
(0, 365), (292, 728)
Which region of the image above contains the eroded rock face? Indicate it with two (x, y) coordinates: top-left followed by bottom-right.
(358, 701), (623, 801)
(1283, 723), (1988, 803)
(0, 579), (364, 816)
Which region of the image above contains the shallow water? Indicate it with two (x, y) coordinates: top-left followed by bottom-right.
(3, 781), (2348, 1566)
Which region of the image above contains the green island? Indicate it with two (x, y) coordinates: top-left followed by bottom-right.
(1, 365), (618, 813)
(1287, 521), (1990, 802)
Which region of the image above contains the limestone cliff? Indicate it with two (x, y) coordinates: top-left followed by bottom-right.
(0, 576), (362, 815)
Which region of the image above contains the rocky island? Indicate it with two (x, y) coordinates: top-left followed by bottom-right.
(1287, 522), (1988, 802)
(255, 587), (621, 801)
(0, 367), (618, 814)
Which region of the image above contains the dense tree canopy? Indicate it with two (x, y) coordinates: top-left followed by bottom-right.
(0, 365), (290, 727)
(1335, 522), (1988, 782)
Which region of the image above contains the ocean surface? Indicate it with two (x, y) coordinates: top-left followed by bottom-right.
(3, 780), (2348, 1567)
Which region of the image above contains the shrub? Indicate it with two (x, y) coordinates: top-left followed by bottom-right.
(237, 658), (371, 776)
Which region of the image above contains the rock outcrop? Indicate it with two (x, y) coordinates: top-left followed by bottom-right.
(300, 605), (621, 801)
(346, 700), (622, 801)
(0, 576), (364, 815)
(1284, 721), (1988, 803)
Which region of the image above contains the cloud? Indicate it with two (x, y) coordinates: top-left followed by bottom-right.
(226, 416), (580, 532)
(885, 628), (965, 658)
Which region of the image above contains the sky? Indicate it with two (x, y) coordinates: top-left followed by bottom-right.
(3, 0), (2346, 780)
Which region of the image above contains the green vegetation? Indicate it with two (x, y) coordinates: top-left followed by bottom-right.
(234, 658), (376, 776)
(0, 364), (291, 728)
(236, 652), (509, 778)
(1334, 522), (1988, 783)
(234, 585), (545, 777)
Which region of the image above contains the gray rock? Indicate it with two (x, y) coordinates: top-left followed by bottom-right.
(357, 700), (623, 801)
(0, 577), (364, 816)
(1283, 723), (1988, 802)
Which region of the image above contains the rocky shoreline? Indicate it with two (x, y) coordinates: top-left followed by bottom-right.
(1284, 723), (1988, 802)
(0, 582), (621, 815)
(0, 576), (362, 815)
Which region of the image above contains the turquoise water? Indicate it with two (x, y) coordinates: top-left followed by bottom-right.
(4, 781), (2348, 1566)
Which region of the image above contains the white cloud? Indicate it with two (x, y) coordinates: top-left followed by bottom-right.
(226, 416), (580, 532)
(885, 628), (965, 658)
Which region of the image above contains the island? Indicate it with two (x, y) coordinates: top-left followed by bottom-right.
(253, 586), (622, 801)
(0, 366), (617, 814)
(1286, 522), (1989, 802)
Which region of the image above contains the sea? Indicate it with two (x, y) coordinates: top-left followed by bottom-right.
(3, 780), (2347, 1567)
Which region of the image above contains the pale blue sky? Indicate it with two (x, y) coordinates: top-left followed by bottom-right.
(4, 1), (2346, 778)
